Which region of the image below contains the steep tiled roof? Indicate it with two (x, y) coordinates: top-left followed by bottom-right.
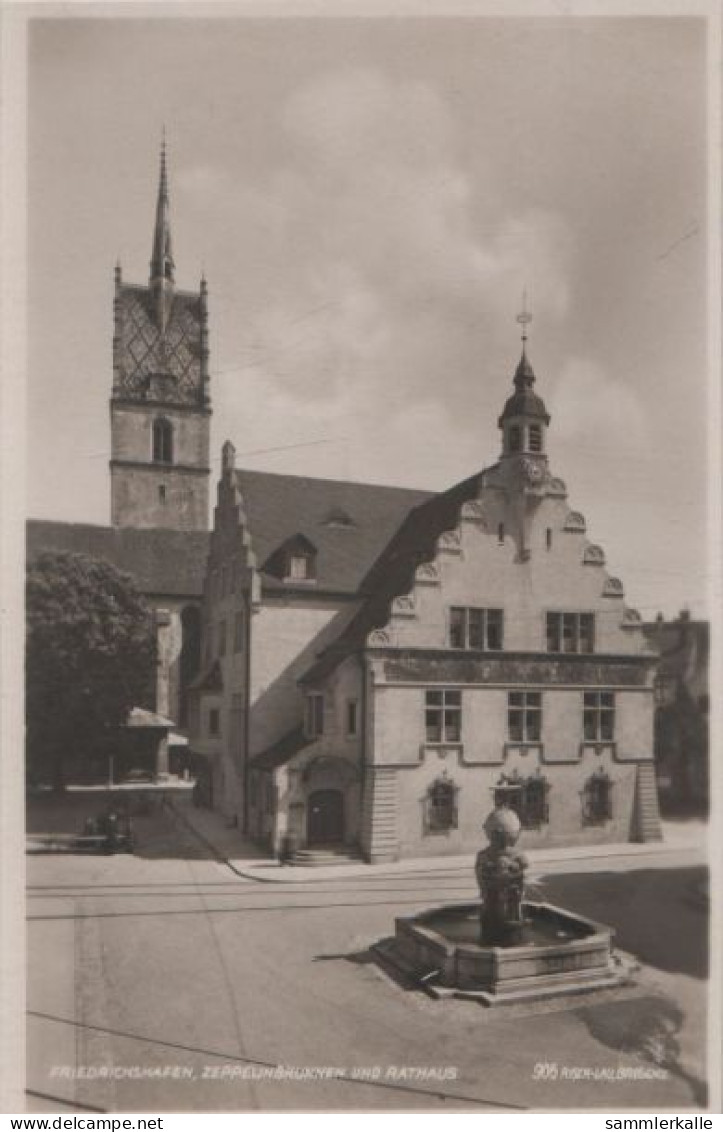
(301, 467), (493, 684)
(233, 469), (432, 596)
(114, 284), (205, 406)
(26, 520), (208, 598)
(250, 724), (313, 771)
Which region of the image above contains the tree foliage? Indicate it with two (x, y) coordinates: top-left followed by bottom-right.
(26, 552), (157, 788)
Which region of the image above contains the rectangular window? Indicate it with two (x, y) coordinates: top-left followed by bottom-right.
(582, 772), (613, 825)
(234, 610), (245, 652)
(449, 607), (465, 649)
(583, 692), (615, 742)
(288, 555), (309, 580)
(425, 689), (462, 743)
(529, 424), (543, 453)
(508, 691), (542, 743)
(494, 776), (549, 829)
(209, 708), (220, 736)
(346, 699), (358, 737)
(546, 612), (595, 654)
(230, 561), (236, 594)
(426, 779), (458, 833)
(218, 621), (226, 657)
(305, 693), (324, 738)
(449, 607), (504, 650)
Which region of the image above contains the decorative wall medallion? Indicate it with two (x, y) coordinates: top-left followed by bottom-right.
(367, 628), (392, 647)
(547, 477), (568, 498)
(391, 594), (416, 617)
(460, 500), (486, 522)
(563, 511), (586, 532)
(622, 607), (642, 627)
(583, 544), (606, 565)
(415, 562), (441, 584)
(437, 530), (462, 553)
(602, 577), (624, 597)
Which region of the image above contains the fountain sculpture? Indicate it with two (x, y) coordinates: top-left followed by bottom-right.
(380, 804), (630, 1005)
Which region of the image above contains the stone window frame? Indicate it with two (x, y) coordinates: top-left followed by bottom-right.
(424, 777), (459, 835)
(305, 692), (325, 739)
(151, 416), (173, 464)
(546, 611), (595, 654)
(583, 691), (615, 743)
(345, 699), (359, 738)
(449, 606), (504, 651)
(425, 688), (462, 744)
(494, 772), (550, 830)
(581, 769), (613, 825)
(507, 690), (542, 743)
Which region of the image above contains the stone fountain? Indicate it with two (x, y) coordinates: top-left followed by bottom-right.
(380, 805), (631, 1006)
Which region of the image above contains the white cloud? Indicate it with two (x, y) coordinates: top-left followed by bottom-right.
(196, 66), (577, 486)
(549, 356), (648, 450)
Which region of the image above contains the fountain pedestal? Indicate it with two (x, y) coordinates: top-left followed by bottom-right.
(378, 804), (632, 1005)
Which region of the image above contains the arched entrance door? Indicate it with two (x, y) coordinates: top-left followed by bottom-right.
(307, 789), (345, 846)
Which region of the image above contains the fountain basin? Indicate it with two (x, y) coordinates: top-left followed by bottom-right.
(389, 901), (628, 1005)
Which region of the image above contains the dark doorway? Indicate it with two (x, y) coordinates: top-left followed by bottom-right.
(307, 789), (345, 846)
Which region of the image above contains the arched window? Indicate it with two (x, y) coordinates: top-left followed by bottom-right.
(152, 418), (173, 464)
(528, 424), (543, 453)
(508, 426), (522, 454)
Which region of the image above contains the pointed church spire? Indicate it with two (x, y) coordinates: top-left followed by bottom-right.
(149, 133), (175, 333)
(150, 132), (175, 286)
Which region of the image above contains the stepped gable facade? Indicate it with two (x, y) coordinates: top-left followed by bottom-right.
(190, 337), (662, 860)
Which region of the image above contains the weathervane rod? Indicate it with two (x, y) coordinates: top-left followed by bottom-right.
(516, 287), (532, 347)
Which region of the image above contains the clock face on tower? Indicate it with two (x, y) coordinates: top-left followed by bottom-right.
(521, 457), (545, 485)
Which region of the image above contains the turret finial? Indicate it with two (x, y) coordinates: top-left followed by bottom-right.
(516, 287), (532, 350)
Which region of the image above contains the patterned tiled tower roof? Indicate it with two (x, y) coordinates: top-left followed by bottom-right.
(112, 144), (209, 410)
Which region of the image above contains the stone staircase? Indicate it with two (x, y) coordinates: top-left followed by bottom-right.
(361, 767), (400, 863)
(289, 845), (364, 867)
(632, 762), (663, 842)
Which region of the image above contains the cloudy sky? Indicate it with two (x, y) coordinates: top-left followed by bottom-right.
(27, 12), (709, 617)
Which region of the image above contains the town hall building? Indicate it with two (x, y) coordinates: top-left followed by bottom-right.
(27, 146), (663, 855)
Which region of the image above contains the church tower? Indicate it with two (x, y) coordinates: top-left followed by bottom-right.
(110, 141), (211, 530)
